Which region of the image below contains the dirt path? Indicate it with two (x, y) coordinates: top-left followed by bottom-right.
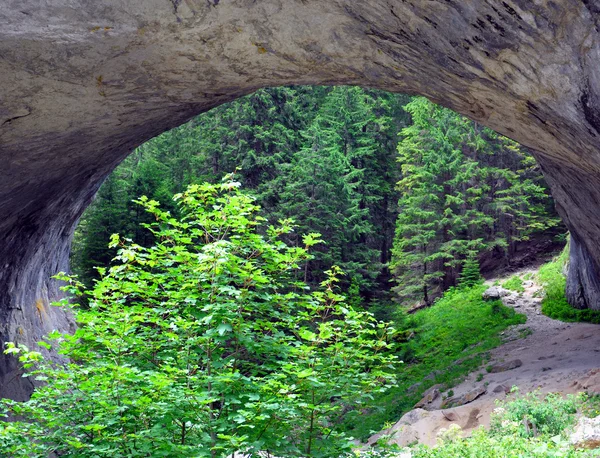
(369, 270), (600, 448)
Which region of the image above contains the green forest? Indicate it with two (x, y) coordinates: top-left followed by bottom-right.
(5, 87), (597, 458)
(71, 86), (562, 311)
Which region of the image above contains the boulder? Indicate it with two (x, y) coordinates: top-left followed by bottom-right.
(414, 384), (443, 409)
(441, 387), (486, 408)
(488, 359), (523, 373)
(570, 416), (600, 450)
(492, 384), (511, 394)
(483, 287), (510, 301)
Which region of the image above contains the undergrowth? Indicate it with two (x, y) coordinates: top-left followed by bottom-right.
(363, 391), (600, 457)
(502, 275), (525, 293)
(346, 284), (526, 440)
(538, 245), (600, 324)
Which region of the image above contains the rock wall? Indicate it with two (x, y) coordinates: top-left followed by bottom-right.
(2, 0), (600, 399)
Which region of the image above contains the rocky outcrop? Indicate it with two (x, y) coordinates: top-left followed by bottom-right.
(570, 416), (600, 450)
(440, 387), (487, 409)
(488, 359), (523, 374)
(2, 0), (600, 399)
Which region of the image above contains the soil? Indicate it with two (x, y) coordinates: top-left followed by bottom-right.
(369, 268), (600, 448)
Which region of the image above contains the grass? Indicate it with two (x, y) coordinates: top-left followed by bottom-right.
(538, 245), (600, 324)
(502, 275), (525, 293)
(346, 284), (526, 440)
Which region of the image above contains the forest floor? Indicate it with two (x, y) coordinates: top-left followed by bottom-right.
(369, 267), (600, 447)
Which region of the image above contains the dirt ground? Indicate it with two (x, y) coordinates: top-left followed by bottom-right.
(369, 269), (600, 447)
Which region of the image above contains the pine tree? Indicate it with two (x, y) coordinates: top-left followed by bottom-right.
(391, 97), (560, 306)
(458, 254), (483, 288)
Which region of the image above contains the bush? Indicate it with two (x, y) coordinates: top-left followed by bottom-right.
(0, 179), (399, 458)
(491, 390), (580, 438)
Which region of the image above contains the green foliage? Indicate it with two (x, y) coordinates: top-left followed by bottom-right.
(72, 86), (410, 305)
(344, 284), (526, 439)
(458, 255), (483, 288)
(539, 244), (600, 324)
(502, 275), (525, 293)
(1, 180), (399, 458)
(409, 426), (593, 457)
(391, 97), (561, 306)
(491, 390), (580, 438)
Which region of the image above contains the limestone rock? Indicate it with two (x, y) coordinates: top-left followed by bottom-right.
(483, 287), (510, 301)
(488, 359), (523, 373)
(414, 384), (443, 409)
(398, 408), (430, 426)
(3, 0), (600, 400)
(492, 384), (511, 394)
(441, 387), (486, 408)
(570, 416), (600, 450)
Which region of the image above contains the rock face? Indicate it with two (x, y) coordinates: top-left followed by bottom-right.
(570, 416), (600, 449)
(2, 1), (600, 399)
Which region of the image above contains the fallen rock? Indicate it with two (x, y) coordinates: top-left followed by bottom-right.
(442, 410), (460, 422)
(414, 384), (443, 409)
(398, 408), (430, 426)
(573, 368), (600, 395)
(492, 384), (510, 394)
(366, 409), (428, 448)
(441, 387), (486, 408)
(570, 416), (600, 449)
(488, 359), (523, 373)
(482, 287), (510, 300)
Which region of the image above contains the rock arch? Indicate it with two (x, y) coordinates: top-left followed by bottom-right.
(2, 0), (600, 399)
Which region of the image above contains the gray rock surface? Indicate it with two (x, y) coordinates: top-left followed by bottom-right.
(414, 384), (443, 409)
(488, 359), (523, 373)
(483, 287), (510, 301)
(570, 416), (600, 449)
(2, 0), (600, 399)
(441, 387), (487, 408)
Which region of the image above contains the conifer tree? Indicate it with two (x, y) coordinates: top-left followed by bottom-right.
(391, 97), (560, 306)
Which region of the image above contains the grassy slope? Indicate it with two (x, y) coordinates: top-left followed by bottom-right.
(538, 246), (600, 324)
(348, 284), (526, 440)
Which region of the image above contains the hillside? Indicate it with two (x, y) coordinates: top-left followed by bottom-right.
(368, 263), (600, 450)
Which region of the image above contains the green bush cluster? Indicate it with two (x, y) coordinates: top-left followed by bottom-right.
(490, 390), (579, 438)
(0, 180), (399, 458)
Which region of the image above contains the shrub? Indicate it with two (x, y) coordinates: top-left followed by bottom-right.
(490, 390), (580, 438)
(0, 179), (399, 458)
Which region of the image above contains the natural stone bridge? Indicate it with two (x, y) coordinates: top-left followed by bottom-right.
(2, 0), (600, 400)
